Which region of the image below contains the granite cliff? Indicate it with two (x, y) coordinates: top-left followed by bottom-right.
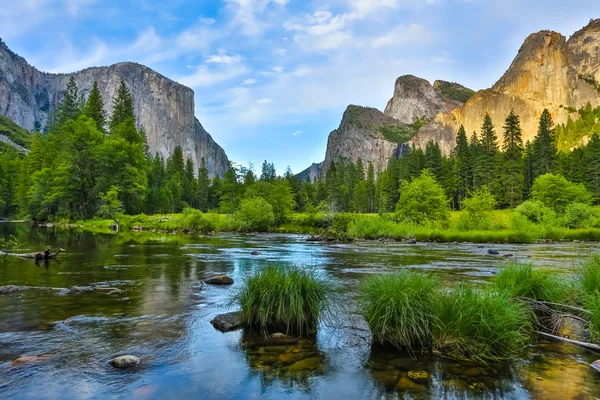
(0, 39), (229, 177)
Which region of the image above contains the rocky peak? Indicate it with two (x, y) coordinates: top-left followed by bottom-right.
(384, 75), (465, 124)
(0, 38), (229, 177)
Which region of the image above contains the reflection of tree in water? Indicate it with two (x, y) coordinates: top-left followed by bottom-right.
(367, 346), (521, 398)
(241, 330), (327, 389)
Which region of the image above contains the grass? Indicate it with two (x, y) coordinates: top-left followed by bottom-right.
(577, 254), (600, 296)
(360, 270), (441, 350)
(234, 266), (331, 336)
(433, 285), (531, 362)
(492, 262), (571, 303)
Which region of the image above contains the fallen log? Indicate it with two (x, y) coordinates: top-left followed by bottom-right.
(0, 248), (64, 260)
(537, 331), (600, 352)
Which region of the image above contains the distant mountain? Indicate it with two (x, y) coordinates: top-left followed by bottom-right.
(0, 39), (229, 177)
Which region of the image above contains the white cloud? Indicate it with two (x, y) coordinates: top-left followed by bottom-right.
(243, 78), (258, 85)
(257, 98), (273, 104)
(206, 52), (243, 64)
(225, 0), (290, 36)
(371, 24), (432, 48)
(293, 67), (312, 76)
(178, 64), (247, 88)
(273, 48), (287, 56)
(292, 130), (303, 136)
(273, 66), (284, 73)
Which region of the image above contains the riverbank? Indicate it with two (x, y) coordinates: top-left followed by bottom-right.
(31, 208), (600, 244)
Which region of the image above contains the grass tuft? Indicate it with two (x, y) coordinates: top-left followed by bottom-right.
(492, 262), (570, 303)
(234, 266), (331, 336)
(577, 254), (600, 297)
(359, 270), (441, 350)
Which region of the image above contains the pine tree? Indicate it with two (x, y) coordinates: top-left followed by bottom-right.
(197, 157), (210, 212)
(355, 157), (365, 181)
(83, 81), (107, 134)
(424, 140), (443, 180)
(260, 160), (276, 182)
(501, 110), (524, 207)
(475, 113), (499, 194)
(56, 77), (82, 128)
(110, 80), (135, 132)
(453, 125), (470, 206)
(523, 140), (534, 199)
(367, 161), (376, 213)
(584, 133), (600, 204)
(532, 109), (557, 179)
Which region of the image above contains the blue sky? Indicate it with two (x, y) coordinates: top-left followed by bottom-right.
(2, 0), (600, 174)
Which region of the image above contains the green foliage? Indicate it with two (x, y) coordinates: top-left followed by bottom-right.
(83, 81), (107, 134)
(492, 262), (570, 303)
(531, 173), (593, 212)
(235, 197), (276, 232)
(182, 207), (216, 232)
(457, 186), (496, 230)
(396, 170), (449, 225)
(555, 103), (600, 151)
(234, 266), (331, 336)
(516, 200), (555, 224)
(562, 202), (596, 228)
(433, 285), (531, 362)
(434, 81), (475, 103)
(577, 254), (600, 297)
(110, 80), (135, 133)
(0, 113), (31, 147)
(98, 186), (123, 223)
(360, 270), (441, 350)
(377, 118), (425, 144)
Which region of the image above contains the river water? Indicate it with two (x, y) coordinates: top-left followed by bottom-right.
(1, 223), (600, 399)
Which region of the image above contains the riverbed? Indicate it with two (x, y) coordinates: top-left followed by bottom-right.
(1, 223), (600, 399)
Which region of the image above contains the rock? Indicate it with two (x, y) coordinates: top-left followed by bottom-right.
(407, 239), (418, 244)
(463, 367), (483, 377)
(110, 355), (140, 369)
(477, 245), (485, 249)
(278, 353), (307, 364)
(69, 286), (92, 293)
(204, 275), (234, 285)
(0, 285), (19, 295)
(590, 360), (600, 372)
(107, 289), (124, 295)
(371, 370), (401, 387)
(396, 376), (426, 392)
(408, 370), (430, 384)
(0, 40), (228, 177)
(288, 357), (320, 372)
(10, 354), (52, 367)
(210, 311), (242, 332)
(487, 249), (500, 255)
(271, 332), (287, 339)
(250, 251), (261, 256)
(503, 254), (514, 258)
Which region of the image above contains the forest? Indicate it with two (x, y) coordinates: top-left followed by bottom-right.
(2, 78), (600, 239)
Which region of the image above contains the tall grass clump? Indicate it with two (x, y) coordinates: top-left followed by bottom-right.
(234, 266), (331, 336)
(360, 270), (441, 350)
(492, 262), (570, 303)
(577, 254), (600, 297)
(433, 285), (531, 362)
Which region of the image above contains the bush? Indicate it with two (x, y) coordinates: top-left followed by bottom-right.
(433, 285), (531, 362)
(456, 187), (497, 230)
(360, 270), (441, 350)
(234, 266), (331, 336)
(492, 262), (569, 303)
(516, 200), (556, 224)
(182, 208), (216, 232)
(531, 173), (593, 213)
(395, 170), (449, 226)
(562, 202), (596, 229)
(235, 197), (276, 232)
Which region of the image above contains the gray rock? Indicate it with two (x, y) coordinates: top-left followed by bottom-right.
(205, 275), (234, 285)
(69, 286), (92, 293)
(110, 355), (140, 369)
(210, 312), (242, 332)
(407, 239), (417, 245)
(0, 41), (228, 177)
(0, 285), (19, 295)
(250, 251), (261, 256)
(107, 289), (124, 295)
(487, 249), (500, 255)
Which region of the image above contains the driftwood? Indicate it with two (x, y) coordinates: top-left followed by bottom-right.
(0, 248), (64, 260)
(536, 331), (600, 352)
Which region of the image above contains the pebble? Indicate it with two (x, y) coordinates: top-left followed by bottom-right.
(110, 355), (140, 369)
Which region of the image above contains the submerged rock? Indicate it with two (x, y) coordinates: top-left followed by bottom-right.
(110, 355), (140, 369)
(487, 249), (500, 255)
(204, 275), (234, 285)
(396, 375), (426, 392)
(408, 370), (430, 384)
(69, 286), (93, 293)
(371, 370), (401, 387)
(107, 289), (124, 295)
(407, 239), (418, 244)
(288, 357), (320, 372)
(250, 251), (261, 256)
(210, 311), (242, 332)
(0, 285), (19, 295)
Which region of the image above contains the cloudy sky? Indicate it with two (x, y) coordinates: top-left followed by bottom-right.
(2, 0), (600, 174)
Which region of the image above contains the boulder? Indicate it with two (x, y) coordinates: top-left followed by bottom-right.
(407, 370), (430, 384)
(487, 249), (500, 255)
(210, 311), (243, 332)
(407, 239), (417, 245)
(204, 275), (234, 285)
(69, 286), (92, 293)
(110, 355), (140, 369)
(250, 251), (261, 256)
(396, 376), (426, 392)
(0, 285), (19, 295)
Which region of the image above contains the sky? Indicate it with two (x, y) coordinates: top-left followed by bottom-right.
(2, 0), (600, 175)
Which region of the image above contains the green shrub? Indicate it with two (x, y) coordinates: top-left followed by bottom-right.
(395, 170), (449, 226)
(531, 173), (593, 213)
(562, 202), (596, 229)
(456, 187), (497, 231)
(234, 266), (331, 336)
(235, 197), (276, 232)
(182, 207), (216, 232)
(360, 270), (441, 350)
(516, 200), (556, 224)
(492, 262), (569, 303)
(433, 285), (531, 362)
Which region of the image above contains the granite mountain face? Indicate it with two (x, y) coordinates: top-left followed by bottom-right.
(0, 39), (228, 177)
(302, 19), (600, 179)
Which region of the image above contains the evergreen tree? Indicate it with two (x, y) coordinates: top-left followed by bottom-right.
(474, 113), (499, 194)
(110, 80), (135, 132)
(532, 109), (557, 178)
(83, 81), (107, 134)
(453, 125), (470, 206)
(56, 77), (82, 128)
(501, 110), (525, 207)
(197, 158), (210, 211)
(424, 140), (443, 180)
(523, 140), (534, 199)
(584, 133), (600, 204)
(182, 158), (196, 208)
(260, 160), (277, 182)
(367, 161), (376, 212)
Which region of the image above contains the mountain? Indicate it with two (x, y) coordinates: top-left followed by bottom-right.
(0, 39), (229, 177)
(304, 76), (472, 177)
(411, 19), (600, 153)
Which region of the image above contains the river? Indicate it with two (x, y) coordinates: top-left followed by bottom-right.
(1, 223), (600, 399)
